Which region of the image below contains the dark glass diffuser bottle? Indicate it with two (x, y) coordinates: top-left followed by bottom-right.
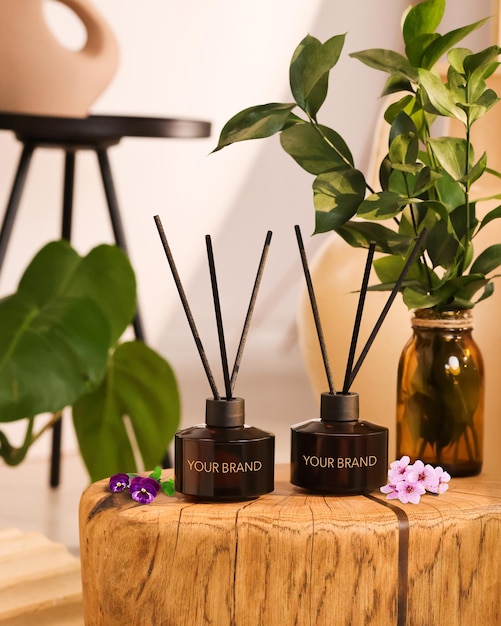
(291, 391), (388, 494)
(291, 226), (426, 495)
(155, 217), (275, 502)
(175, 397), (275, 500)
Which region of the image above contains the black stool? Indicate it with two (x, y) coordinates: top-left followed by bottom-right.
(0, 112), (211, 486)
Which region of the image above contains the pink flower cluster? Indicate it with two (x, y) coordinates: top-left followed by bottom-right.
(380, 456), (451, 504)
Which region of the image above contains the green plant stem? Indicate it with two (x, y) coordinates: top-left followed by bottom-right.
(0, 417), (35, 466)
(30, 410), (63, 445)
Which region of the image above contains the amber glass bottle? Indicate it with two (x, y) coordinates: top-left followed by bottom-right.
(396, 309), (484, 477)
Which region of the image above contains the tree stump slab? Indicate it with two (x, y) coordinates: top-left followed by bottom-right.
(79, 465), (501, 626)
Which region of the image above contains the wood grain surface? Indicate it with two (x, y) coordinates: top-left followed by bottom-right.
(79, 465), (501, 626)
(0, 528), (83, 626)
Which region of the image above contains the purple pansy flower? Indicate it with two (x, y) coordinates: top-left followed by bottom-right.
(129, 476), (160, 504)
(109, 473), (130, 493)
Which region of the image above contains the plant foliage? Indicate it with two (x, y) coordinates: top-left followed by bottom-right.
(0, 241), (180, 481)
(215, 0), (501, 311)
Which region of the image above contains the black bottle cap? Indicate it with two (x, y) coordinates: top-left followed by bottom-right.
(320, 391), (359, 423)
(206, 397), (245, 428)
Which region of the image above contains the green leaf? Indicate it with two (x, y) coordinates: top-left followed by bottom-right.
(0, 242), (130, 422)
(402, 0), (445, 47)
(0, 291), (109, 422)
(73, 341), (180, 482)
(478, 204), (501, 231)
(290, 33), (346, 116)
(350, 49), (417, 82)
(470, 244), (501, 275)
(463, 45), (501, 77)
(428, 137), (467, 181)
(333, 221), (412, 255)
(213, 103), (296, 151)
(19, 242), (136, 345)
(389, 112), (419, 164)
(313, 170), (365, 231)
(405, 33), (440, 68)
(418, 69), (467, 123)
(374, 255), (434, 290)
(161, 478), (175, 496)
(357, 191), (409, 220)
(421, 20), (489, 69)
(280, 123), (353, 174)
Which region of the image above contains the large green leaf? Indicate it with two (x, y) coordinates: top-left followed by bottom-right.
(73, 341), (180, 482)
(0, 240), (138, 422)
(0, 291), (110, 422)
(289, 34), (346, 117)
(280, 123), (353, 174)
(19, 242), (136, 345)
(213, 103), (296, 151)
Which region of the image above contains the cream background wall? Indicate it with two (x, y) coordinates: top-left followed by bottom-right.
(0, 0), (498, 476)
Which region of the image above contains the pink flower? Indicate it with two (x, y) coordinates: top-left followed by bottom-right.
(406, 460), (437, 490)
(426, 466), (451, 494)
(396, 480), (426, 504)
(388, 455), (411, 484)
(380, 457), (452, 504)
(380, 483), (399, 500)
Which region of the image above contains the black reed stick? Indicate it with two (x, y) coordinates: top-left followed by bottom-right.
(295, 225), (335, 394)
(346, 229), (428, 391)
(206, 235), (233, 400)
(154, 215), (220, 399)
(342, 241), (376, 394)
(230, 230), (273, 392)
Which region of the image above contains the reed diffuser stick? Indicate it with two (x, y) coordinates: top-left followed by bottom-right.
(342, 242), (376, 394)
(206, 235), (233, 400)
(295, 225), (335, 394)
(230, 230), (273, 392)
(154, 215), (220, 399)
(347, 229), (427, 390)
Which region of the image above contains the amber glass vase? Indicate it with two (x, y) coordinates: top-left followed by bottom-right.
(396, 309), (484, 477)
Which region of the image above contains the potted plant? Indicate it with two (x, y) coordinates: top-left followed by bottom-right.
(0, 240), (180, 482)
(213, 0), (501, 476)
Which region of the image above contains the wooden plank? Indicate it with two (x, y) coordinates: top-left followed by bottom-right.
(0, 530), (83, 625)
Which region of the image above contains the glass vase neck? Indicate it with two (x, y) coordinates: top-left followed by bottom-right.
(411, 308), (474, 331)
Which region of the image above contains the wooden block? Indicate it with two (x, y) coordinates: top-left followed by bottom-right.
(79, 466), (501, 626)
(0, 529), (83, 625)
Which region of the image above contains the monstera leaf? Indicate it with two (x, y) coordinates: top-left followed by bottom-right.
(0, 241), (180, 481)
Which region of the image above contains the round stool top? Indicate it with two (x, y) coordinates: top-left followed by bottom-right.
(0, 113), (211, 148)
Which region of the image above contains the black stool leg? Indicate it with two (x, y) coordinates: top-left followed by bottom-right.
(49, 150), (76, 488)
(96, 148), (146, 342)
(96, 148), (172, 469)
(0, 143), (35, 270)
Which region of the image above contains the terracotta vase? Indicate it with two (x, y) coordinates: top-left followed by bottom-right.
(0, 0), (119, 118)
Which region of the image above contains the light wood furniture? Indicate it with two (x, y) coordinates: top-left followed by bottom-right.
(79, 464), (501, 626)
(0, 528), (83, 625)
